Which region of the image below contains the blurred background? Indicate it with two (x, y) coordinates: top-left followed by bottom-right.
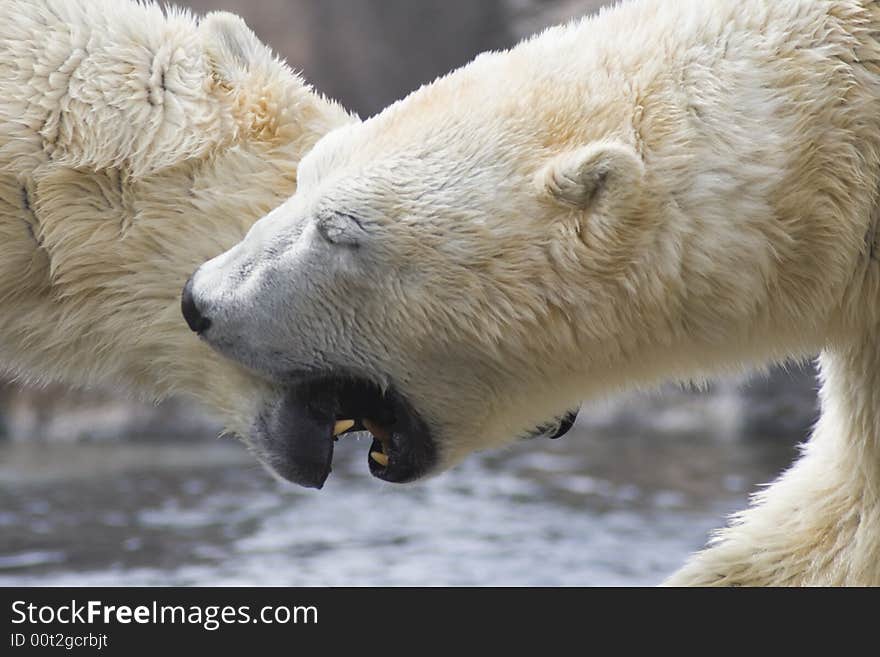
(0, 0), (818, 585)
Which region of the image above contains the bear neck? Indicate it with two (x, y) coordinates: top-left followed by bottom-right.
(567, 175), (880, 584)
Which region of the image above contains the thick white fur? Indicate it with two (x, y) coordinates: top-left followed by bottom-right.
(193, 0), (880, 585)
(0, 1), (351, 433)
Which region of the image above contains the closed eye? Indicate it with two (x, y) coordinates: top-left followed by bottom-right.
(317, 212), (367, 247)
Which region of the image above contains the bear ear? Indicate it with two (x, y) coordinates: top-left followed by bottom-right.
(536, 141), (644, 211)
(199, 12), (271, 86)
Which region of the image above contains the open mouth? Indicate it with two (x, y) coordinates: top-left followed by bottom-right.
(254, 375), (437, 489)
(253, 371), (582, 490)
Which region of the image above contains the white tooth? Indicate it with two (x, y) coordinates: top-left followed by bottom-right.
(333, 419), (355, 436)
(370, 451), (389, 467)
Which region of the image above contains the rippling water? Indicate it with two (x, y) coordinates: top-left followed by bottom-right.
(0, 386), (802, 586)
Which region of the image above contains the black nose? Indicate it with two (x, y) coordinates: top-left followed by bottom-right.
(181, 275), (211, 334)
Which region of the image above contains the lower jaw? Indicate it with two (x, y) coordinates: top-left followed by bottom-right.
(253, 376), (438, 488)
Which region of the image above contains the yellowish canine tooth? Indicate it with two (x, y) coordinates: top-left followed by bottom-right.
(333, 419), (355, 436)
(370, 451), (389, 467)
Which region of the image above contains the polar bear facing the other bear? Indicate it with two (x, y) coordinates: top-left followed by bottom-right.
(0, 0), (352, 435)
(189, 0), (880, 585)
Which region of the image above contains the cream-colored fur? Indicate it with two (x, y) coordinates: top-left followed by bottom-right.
(0, 0), (351, 433)
(5, 0), (880, 586)
(192, 0), (880, 585)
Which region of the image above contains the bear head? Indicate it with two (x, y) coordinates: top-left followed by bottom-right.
(185, 53), (651, 488)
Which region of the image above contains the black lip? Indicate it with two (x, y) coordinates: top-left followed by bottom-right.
(254, 385), (335, 489)
(252, 375), (437, 488)
(366, 389), (437, 484)
(548, 408), (579, 439)
(524, 407), (580, 440)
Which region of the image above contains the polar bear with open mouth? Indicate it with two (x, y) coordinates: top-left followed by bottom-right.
(187, 0), (880, 585)
(0, 0), (576, 477)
